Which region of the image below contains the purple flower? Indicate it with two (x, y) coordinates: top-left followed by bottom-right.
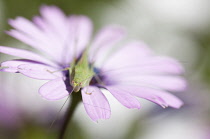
(0, 6), (186, 121)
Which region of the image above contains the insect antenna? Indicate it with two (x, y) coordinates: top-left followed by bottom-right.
(0, 66), (9, 70)
(47, 67), (71, 74)
(49, 87), (75, 129)
(49, 75), (98, 129)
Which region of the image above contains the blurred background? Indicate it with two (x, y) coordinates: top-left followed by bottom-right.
(0, 0), (210, 139)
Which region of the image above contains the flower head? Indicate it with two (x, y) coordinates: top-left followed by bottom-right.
(0, 5), (186, 121)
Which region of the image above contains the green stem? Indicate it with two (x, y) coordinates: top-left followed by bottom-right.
(59, 92), (81, 139)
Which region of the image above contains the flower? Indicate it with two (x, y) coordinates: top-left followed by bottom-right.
(0, 5), (186, 121)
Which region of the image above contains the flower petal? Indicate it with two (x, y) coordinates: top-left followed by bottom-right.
(81, 86), (111, 121)
(108, 85), (183, 108)
(139, 56), (184, 74)
(7, 6), (74, 65)
(70, 16), (93, 55)
(63, 16), (93, 65)
(8, 18), (60, 59)
(100, 56), (184, 76)
(1, 59), (42, 72)
(104, 74), (186, 92)
(0, 46), (57, 67)
(18, 64), (63, 80)
(100, 41), (152, 70)
(39, 5), (68, 38)
(39, 78), (69, 100)
(131, 86), (183, 108)
(105, 86), (141, 109)
(89, 26), (125, 65)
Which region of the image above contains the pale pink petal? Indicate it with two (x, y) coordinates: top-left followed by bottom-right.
(7, 6), (92, 66)
(32, 15), (66, 43)
(8, 18), (59, 57)
(131, 87), (183, 108)
(139, 56), (184, 74)
(7, 22), (65, 64)
(154, 91), (184, 108)
(39, 78), (69, 100)
(9, 17), (47, 41)
(38, 6), (70, 59)
(7, 29), (45, 50)
(91, 26), (125, 52)
(107, 85), (183, 108)
(71, 16), (92, 53)
(104, 73), (186, 92)
(32, 16), (47, 30)
(33, 15), (66, 46)
(89, 26), (125, 65)
(0, 60), (42, 72)
(18, 64), (63, 80)
(101, 41), (152, 70)
(6, 29), (60, 60)
(100, 56), (184, 75)
(81, 86), (111, 121)
(40, 5), (68, 38)
(106, 86), (140, 109)
(0, 46), (58, 67)
(63, 16), (93, 65)
(7, 7), (75, 65)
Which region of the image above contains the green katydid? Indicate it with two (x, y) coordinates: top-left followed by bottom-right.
(49, 51), (97, 128)
(69, 50), (95, 92)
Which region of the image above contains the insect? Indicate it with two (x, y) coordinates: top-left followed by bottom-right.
(69, 50), (95, 92)
(49, 60), (97, 128)
(43, 47), (98, 94)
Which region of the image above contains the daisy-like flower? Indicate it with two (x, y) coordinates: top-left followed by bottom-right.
(0, 6), (186, 121)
